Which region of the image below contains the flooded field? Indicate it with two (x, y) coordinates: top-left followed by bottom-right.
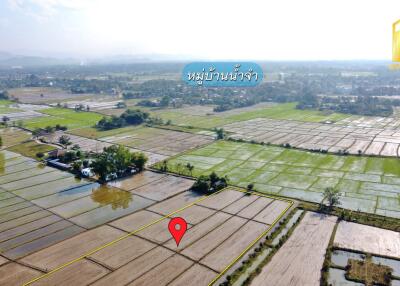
(8, 189), (291, 286)
(0, 151), (195, 260)
(328, 249), (400, 285)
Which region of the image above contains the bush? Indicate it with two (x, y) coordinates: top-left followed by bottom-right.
(36, 152), (45, 159)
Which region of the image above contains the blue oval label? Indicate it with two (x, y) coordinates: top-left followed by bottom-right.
(182, 62), (263, 87)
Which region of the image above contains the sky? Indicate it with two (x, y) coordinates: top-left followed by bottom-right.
(0, 0), (399, 60)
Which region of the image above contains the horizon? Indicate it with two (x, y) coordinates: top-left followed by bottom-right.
(0, 0), (399, 61)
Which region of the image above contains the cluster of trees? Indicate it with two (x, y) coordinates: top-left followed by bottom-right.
(296, 89), (319, 109)
(58, 135), (71, 146)
(33, 124), (68, 138)
(320, 96), (394, 117)
(97, 109), (149, 130)
(296, 91), (394, 117)
(0, 91), (9, 100)
(91, 145), (148, 181)
(213, 97), (258, 112)
(191, 172), (228, 194)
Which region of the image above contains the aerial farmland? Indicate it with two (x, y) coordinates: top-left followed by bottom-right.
(0, 61), (400, 286)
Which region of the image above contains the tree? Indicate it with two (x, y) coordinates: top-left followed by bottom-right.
(72, 161), (82, 173)
(175, 163), (183, 174)
(186, 163), (194, 176)
(132, 152), (148, 171)
(0, 91), (9, 100)
(59, 135), (71, 146)
(215, 128), (225, 140)
(160, 96), (170, 107)
(160, 160), (168, 172)
(190, 172), (228, 194)
(323, 187), (341, 210)
(91, 145), (147, 182)
(36, 152), (45, 159)
(32, 128), (42, 139)
(96, 116), (126, 130)
(116, 102), (127, 109)
(120, 109), (149, 125)
(44, 126), (55, 133)
(191, 175), (210, 193)
(2, 116), (10, 126)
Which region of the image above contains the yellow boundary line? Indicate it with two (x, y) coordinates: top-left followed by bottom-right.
(22, 188), (293, 286)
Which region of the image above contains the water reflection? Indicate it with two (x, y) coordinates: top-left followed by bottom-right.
(91, 185), (133, 210)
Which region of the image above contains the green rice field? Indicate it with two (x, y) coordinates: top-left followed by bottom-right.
(155, 140), (400, 218)
(149, 103), (350, 129)
(0, 100), (20, 114)
(22, 108), (104, 130)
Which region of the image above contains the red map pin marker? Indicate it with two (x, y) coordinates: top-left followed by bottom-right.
(168, 217), (187, 247)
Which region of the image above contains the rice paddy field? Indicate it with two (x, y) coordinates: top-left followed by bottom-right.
(13, 188), (291, 286)
(0, 100), (21, 114)
(143, 103), (350, 129)
(98, 127), (214, 157)
(0, 150), (293, 285)
(7, 87), (101, 104)
(7, 140), (56, 159)
(0, 128), (31, 148)
(154, 103), (348, 128)
(22, 108), (104, 130)
(157, 140), (400, 218)
(0, 151), (196, 260)
(41, 131), (167, 165)
(251, 212), (337, 286)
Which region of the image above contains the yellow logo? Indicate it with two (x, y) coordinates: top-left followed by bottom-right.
(394, 19), (400, 62)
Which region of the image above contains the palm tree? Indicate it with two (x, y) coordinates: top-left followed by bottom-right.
(186, 163), (194, 176)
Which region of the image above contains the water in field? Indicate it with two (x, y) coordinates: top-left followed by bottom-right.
(392, 279), (400, 286)
(331, 250), (365, 268)
(371, 256), (400, 277)
(327, 268), (364, 286)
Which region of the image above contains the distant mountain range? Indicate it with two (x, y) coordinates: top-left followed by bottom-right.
(0, 52), (196, 68)
(0, 52), (80, 68)
(0, 51), (391, 69)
